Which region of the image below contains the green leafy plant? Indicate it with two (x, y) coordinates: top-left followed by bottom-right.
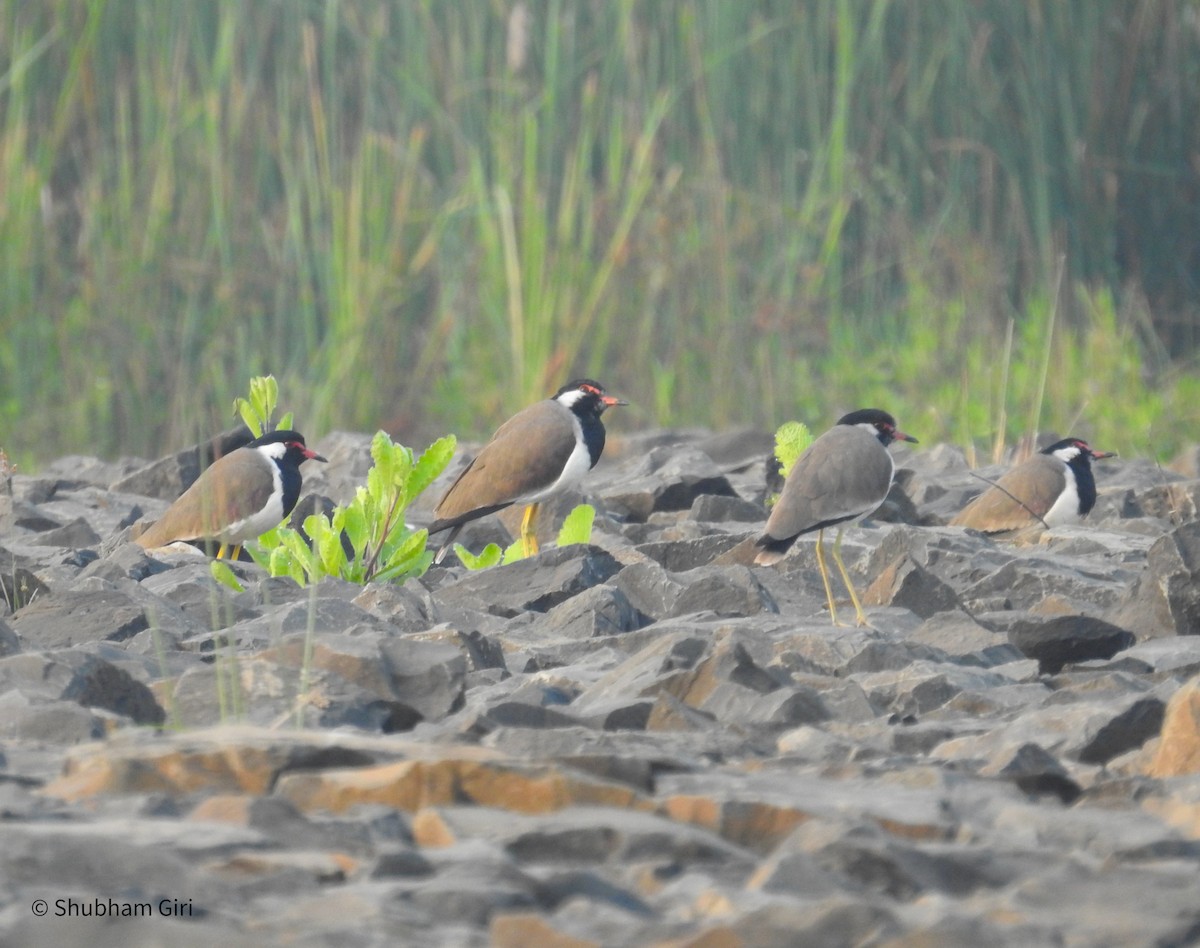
(209, 560), (245, 593)
(774, 421), (814, 478)
(249, 431), (456, 586)
(233, 375), (293, 437)
(765, 421), (815, 507)
(454, 502), (597, 570)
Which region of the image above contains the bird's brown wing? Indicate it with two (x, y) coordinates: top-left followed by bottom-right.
(763, 425), (893, 541)
(431, 400), (577, 527)
(134, 449), (273, 546)
(950, 455), (1065, 532)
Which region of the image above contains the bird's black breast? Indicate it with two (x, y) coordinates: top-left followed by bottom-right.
(579, 415), (607, 469)
(1070, 458), (1098, 516)
(278, 463), (304, 519)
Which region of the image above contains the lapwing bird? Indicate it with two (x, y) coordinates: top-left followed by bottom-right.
(134, 429), (326, 559)
(950, 437), (1115, 535)
(754, 409), (917, 627)
(428, 379), (626, 564)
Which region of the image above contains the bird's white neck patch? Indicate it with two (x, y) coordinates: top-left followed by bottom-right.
(257, 441), (289, 461)
(555, 389), (587, 410)
(1049, 444), (1082, 464)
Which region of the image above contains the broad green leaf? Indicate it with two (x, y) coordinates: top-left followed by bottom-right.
(556, 504), (595, 546)
(209, 559), (244, 592)
(340, 502), (369, 557)
(373, 547), (434, 583)
(454, 542), (503, 570)
(278, 410), (293, 430)
(408, 434), (456, 499)
(501, 539), (524, 565)
(774, 421), (813, 478)
(236, 400), (263, 437)
(381, 527), (428, 568)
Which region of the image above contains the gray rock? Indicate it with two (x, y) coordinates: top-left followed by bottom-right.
(433, 545), (621, 618)
(0, 649), (164, 725)
(28, 515), (101, 549)
(1008, 614), (1136, 674)
(1111, 521), (1200, 638)
(0, 617), (19, 656)
(612, 561), (686, 621)
(635, 534), (747, 571)
(168, 631), (465, 731)
(687, 493), (768, 524)
(979, 741), (1081, 803)
(669, 565), (778, 618)
(597, 446), (738, 521)
(536, 584), (645, 640)
(12, 588), (150, 648)
(112, 425), (254, 501)
(863, 553), (963, 618)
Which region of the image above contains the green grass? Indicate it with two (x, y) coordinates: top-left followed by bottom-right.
(0, 0), (1197, 468)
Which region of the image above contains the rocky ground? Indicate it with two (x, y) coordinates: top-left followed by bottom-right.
(1, 425), (1200, 947)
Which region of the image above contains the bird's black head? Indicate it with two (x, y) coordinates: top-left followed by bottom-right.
(553, 379), (628, 418)
(836, 409), (918, 447)
(1041, 437), (1116, 468)
(249, 429), (328, 466)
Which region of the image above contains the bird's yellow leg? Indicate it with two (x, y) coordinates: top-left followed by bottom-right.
(814, 529), (843, 626)
(216, 543), (228, 560)
(228, 545), (241, 562)
(831, 528), (871, 628)
(520, 503), (541, 558)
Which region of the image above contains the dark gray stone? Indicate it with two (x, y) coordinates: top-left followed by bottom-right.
(0, 618), (19, 657)
(687, 493), (767, 524)
(612, 561), (685, 621)
(863, 553), (963, 619)
(112, 425), (254, 501)
(538, 585), (645, 639)
(1111, 521), (1200, 638)
(434, 545), (621, 618)
(636, 534), (747, 571)
(29, 516), (101, 549)
(598, 446), (739, 522)
(1076, 696), (1166, 765)
(0, 650), (164, 725)
(982, 742), (1081, 803)
(669, 565), (778, 618)
(1008, 615), (1137, 674)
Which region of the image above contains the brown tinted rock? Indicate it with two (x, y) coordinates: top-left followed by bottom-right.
(1146, 676), (1200, 777)
(43, 727), (380, 801)
(491, 913), (601, 948)
(277, 756), (653, 816)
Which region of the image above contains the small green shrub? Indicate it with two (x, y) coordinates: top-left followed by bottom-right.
(249, 430), (456, 586)
(454, 502), (598, 570)
(232, 374), (293, 437)
(773, 421), (814, 479)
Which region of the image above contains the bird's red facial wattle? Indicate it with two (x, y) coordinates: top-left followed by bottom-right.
(288, 441), (328, 463)
(881, 423), (918, 444)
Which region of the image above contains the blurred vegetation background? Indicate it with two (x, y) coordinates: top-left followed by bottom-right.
(1, 0), (1197, 468)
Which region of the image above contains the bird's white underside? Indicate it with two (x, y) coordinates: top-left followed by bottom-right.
(516, 410), (592, 504)
(217, 442), (286, 542)
(1042, 462), (1081, 526)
